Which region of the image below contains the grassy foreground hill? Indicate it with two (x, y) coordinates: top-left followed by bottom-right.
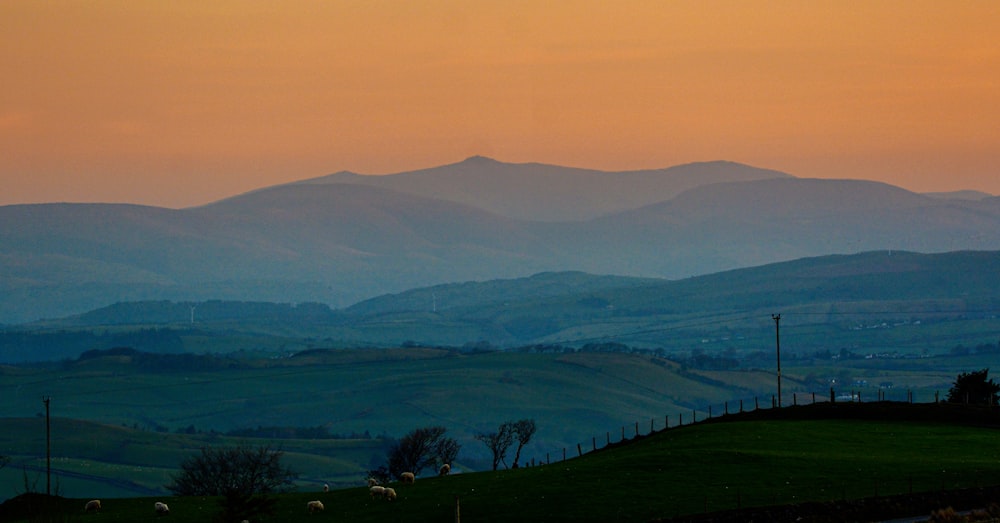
(2, 403), (999, 522)
(1, 347), (982, 499)
(0, 349), (785, 497)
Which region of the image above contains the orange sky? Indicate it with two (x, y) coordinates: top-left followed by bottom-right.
(2, 1), (998, 207)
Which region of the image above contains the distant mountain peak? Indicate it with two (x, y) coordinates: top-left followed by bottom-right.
(462, 154), (500, 162)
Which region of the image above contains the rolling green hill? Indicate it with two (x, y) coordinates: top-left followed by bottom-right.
(9, 250), (1000, 363)
(0, 349), (778, 496)
(0, 347), (983, 501)
(3, 403), (999, 522)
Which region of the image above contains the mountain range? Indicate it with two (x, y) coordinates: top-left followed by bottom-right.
(2, 156), (999, 324)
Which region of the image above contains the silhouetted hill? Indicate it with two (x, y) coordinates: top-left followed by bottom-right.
(2, 158), (1000, 324)
(299, 156), (792, 221)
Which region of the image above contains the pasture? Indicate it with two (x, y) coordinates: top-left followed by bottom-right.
(3, 403), (1000, 522)
(0, 348), (972, 499)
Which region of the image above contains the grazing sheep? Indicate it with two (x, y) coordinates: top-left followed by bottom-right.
(322, 483), (329, 492)
(369, 485), (386, 499)
(307, 500), (325, 513)
(367, 477), (380, 487)
(439, 463), (451, 476)
(400, 471), (415, 484)
(84, 499), (101, 512)
(154, 501), (170, 515)
(383, 487), (397, 501)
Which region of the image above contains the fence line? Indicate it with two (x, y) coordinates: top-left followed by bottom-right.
(531, 386), (954, 468)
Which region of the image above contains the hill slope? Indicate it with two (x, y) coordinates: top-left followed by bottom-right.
(10, 250), (1000, 362)
(299, 156), (793, 221)
(3, 158), (1000, 324)
(3, 403), (999, 522)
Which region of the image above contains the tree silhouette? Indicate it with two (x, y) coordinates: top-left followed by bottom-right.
(387, 426), (460, 478)
(166, 444), (296, 523)
(477, 419), (538, 470)
(476, 423), (514, 471)
(510, 418), (537, 468)
(946, 368), (1000, 406)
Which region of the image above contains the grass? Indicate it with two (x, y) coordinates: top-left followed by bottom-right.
(4, 403), (1000, 522)
(0, 349), (978, 497)
(0, 351), (762, 457)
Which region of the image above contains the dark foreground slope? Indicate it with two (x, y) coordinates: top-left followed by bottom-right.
(2, 402), (999, 523)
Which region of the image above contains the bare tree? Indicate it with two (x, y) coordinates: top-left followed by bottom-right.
(387, 426), (461, 478)
(476, 422), (515, 471)
(166, 444), (296, 523)
(437, 435), (461, 466)
(510, 418), (537, 468)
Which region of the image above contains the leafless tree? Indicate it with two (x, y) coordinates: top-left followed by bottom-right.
(477, 418), (538, 470)
(476, 423), (515, 471)
(510, 418), (537, 468)
(166, 444), (296, 523)
(387, 426), (461, 477)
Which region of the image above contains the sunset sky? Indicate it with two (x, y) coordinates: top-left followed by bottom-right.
(2, 1), (998, 208)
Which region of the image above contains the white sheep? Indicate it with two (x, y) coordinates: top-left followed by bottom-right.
(369, 485), (386, 499)
(383, 486), (397, 501)
(400, 471), (415, 484)
(439, 463), (451, 476)
(367, 476), (380, 487)
(307, 500), (325, 513)
(154, 501), (170, 514)
(322, 483), (329, 492)
(84, 499), (101, 512)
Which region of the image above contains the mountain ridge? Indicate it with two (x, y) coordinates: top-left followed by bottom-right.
(10, 249), (1000, 363)
(294, 156), (795, 222)
(2, 158), (1000, 324)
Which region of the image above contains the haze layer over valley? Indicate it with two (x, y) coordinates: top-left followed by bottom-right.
(2, 157), (999, 325)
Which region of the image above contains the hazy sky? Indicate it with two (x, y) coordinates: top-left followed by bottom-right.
(3, 1), (998, 207)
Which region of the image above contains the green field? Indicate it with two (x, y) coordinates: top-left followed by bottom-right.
(0, 350), (769, 443)
(0, 348), (977, 499)
(3, 403), (1000, 522)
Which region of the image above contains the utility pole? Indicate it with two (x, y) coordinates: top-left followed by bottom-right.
(43, 396), (51, 495)
(772, 314), (782, 408)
